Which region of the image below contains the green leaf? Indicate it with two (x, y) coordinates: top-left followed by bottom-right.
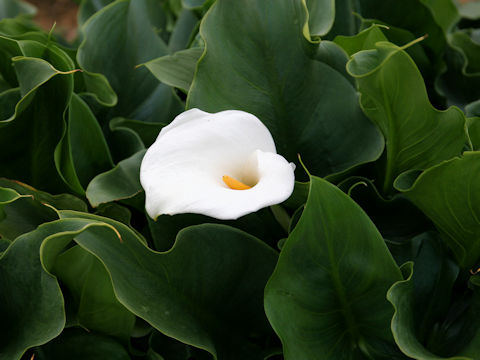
(264, 176), (402, 359)
(187, 0), (384, 179)
(0, 0), (35, 20)
(76, 70), (118, 107)
(0, 178), (87, 212)
(336, 176), (431, 244)
(336, 24), (433, 88)
(108, 118), (146, 162)
(395, 152), (480, 271)
(0, 178), (86, 240)
(34, 328), (130, 360)
(0, 193), (58, 240)
(387, 263), (470, 360)
(86, 149), (145, 208)
(77, 0), (181, 123)
(0, 42), (76, 193)
(148, 207), (286, 252)
(324, 0), (361, 39)
(144, 47), (203, 92)
(281, 180), (309, 211)
(334, 24), (388, 56)
(182, 0), (213, 10)
(0, 222), (65, 360)
(0, 18), (44, 41)
(55, 93), (113, 194)
(304, 0), (335, 38)
(58, 211), (279, 360)
(52, 245), (136, 341)
(0, 178), (85, 240)
(109, 117), (165, 147)
(386, 232), (461, 356)
(167, 8), (198, 53)
(467, 117), (480, 151)
(449, 30), (480, 75)
(77, 0), (114, 26)
(94, 203), (132, 226)
(438, 30), (480, 108)
(0, 184), (22, 204)
(347, 41), (466, 194)
(356, 0), (450, 60)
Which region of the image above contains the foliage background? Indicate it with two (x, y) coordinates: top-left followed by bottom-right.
(0, 0), (479, 359)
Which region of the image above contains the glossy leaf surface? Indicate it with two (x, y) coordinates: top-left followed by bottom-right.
(265, 176), (402, 359)
(188, 0), (384, 179)
(347, 41), (466, 193)
(396, 152), (480, 271)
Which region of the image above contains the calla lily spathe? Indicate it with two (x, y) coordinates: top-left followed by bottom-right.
(140, 109), (295, 220)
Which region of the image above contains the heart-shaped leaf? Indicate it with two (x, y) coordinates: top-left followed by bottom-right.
(347, 41), (466, 194)
(387, 261), (474, 360)
(0, 223), (66, 360)
(395, 152), (480, 271)
(58, 211), (279, 359)
(187, 0), (384, 179)
(77, 0), (182, 124)
(265, 176), (402, 359)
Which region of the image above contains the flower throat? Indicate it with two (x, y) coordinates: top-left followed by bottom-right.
(222, 175), (252, 190)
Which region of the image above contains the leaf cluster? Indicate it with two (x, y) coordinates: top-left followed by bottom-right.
(0, 0), (479, 359)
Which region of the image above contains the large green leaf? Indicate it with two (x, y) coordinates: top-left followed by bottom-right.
(438, 30), (480, 108)
(52, 245), (136, 342)
(386, 231), (473, 359)
(0, 223), (65, 360)
(0, 41), (75, 193)
(387, 262), (473, 360)
(58, 211), (278, 359)
(77, 0), (182, 124)
(55, 93), (113, 194)
(395, 152), (480, 271)
(347, 41), (466, 194)
(264, 176), (402, 359)
(187, 0), (384, 179)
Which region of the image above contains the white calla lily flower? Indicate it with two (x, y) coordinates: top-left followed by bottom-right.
(140, 108), (295, 220)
